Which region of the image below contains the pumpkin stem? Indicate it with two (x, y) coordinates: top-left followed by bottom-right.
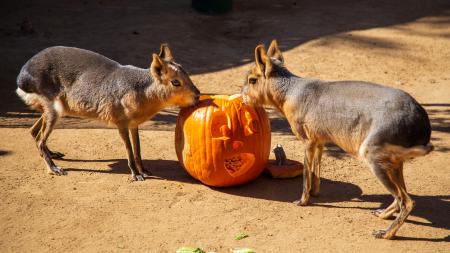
(273, 144), (287, 166)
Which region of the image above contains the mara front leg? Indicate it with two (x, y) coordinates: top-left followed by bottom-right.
(130, 127), (152, 177)
(118, 127), (145, 181)
(295, 142), (317, 206)
(310, 143), (324, 197)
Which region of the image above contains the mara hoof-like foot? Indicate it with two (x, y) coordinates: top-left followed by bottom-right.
(47, 166), (67, 176)
(372, 229), (394, 239)
(293, 198), (309, 206)
(141, 172), (151, 178)
(132, 174), (146, 181)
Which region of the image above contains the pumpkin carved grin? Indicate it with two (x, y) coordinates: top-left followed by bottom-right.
(224, 153), (255, 177)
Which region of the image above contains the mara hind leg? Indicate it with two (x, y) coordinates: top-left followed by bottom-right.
(38, 106), (66, 175)
(130, 127), (151, 176)
(310, 143), (324, 197)
(366, 151), (414, 239)
(30, 114), (65, 159)
(372, 163), (405, 219)
(295, 142), (318, 206)
(372, 199), (399, 220)
(30, 115), (43, 139)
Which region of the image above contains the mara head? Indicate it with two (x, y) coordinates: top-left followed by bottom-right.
(241, 39), (286, 106)
(150, 44), (200, 107)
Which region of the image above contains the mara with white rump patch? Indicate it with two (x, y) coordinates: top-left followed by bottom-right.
(241, 40), (433, 239)
(17, 44), (200, 181)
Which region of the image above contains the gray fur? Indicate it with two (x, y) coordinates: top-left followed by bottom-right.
(17, 46), (193, 123)
(271, 66), (431, 149)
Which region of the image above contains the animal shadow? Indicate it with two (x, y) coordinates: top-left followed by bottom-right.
(216, 175), (363, 204)
(360, 193), (450, 232)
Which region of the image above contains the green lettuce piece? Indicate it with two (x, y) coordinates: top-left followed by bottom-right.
(176, 246), (206, 253)
(232, 248), (255, 253)
(234, 233), (249, 240)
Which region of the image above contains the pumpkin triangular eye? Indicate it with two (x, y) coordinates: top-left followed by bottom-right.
(245, 119), (259, 136)
(242, 110), (259, 136)
(211, 111), (231, 140)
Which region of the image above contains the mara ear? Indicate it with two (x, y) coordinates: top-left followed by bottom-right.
(254, 44), (272, 78)
(159, 43), (174, 61)
(150, 53), (167, 80)
(267, 39), (284, 63)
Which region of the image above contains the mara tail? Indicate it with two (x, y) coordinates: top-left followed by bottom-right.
(16, 88), (44, 112)
(385, 143), (434, 160)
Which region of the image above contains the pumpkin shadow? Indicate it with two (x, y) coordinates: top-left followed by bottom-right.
(65, 158), (199, 184)
(215, 175), (362, 203)
(141, 159), (198, 184)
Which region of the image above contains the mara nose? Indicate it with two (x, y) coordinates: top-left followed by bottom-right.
(193, 85), (201, 96)
(193, 86), (201, 103)
(194, 94), (200, 104)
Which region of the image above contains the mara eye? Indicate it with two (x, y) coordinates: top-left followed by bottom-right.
(171, 79), (181, 86)
(248, 77), (258, 85)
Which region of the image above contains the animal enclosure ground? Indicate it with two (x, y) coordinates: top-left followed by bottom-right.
(0, 0), (449, 252)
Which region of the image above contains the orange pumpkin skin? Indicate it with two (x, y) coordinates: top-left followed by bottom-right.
(175, 94), (271, 187)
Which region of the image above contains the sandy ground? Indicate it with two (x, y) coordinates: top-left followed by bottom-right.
(0, 0), (449, 252)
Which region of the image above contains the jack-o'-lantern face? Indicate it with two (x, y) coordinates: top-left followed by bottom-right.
(210, 107), (259, 177)
(175, 94), (271, 187)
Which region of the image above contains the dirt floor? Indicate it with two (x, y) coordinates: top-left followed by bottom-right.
(1, 0), (449, 252)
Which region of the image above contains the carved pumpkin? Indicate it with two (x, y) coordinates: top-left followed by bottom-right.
(175, 94), (271, 187)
